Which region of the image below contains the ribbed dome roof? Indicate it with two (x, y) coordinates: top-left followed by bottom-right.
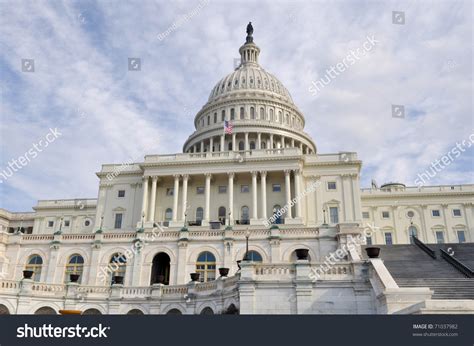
(207, 65), (294, 104)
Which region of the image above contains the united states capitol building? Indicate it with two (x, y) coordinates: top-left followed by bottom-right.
(0, 24), (473, 315)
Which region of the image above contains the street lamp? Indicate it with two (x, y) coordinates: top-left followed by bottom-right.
(322, 208), (328, 226)
(243, 228), (250, 261)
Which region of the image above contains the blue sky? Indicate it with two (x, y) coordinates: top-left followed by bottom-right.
(0, 0), (472, 212)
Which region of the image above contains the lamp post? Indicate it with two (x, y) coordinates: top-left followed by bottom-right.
(322, 208), (328, 226)
(243, 228), (250, 261)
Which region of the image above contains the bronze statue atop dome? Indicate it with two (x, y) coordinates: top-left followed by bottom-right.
(246, 22), (253, 43)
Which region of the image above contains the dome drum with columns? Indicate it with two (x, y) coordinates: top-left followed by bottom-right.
(183, 24), (316, 155)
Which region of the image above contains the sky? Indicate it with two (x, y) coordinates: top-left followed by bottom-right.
(0, 0), (472, 212)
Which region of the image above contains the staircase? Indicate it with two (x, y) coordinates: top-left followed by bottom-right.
(396, 278), (474, 300)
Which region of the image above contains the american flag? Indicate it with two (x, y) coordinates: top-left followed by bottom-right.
(224, 120), (233, 134)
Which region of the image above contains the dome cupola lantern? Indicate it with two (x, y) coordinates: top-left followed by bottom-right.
(238, 22), (260, 67)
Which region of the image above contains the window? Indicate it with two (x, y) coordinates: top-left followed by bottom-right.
(109, 253), (127, 284)
(228, 142), (232, 151)
(196, 207), (204, 222)
(362, 212), (370, 219)
(327, 182), (336, 190)
(260, 108), (264, 119)
(238, 141), (244, 151)
(453, 209), (462, 217)
(230, 108), (235, 120)
(118, 190), (125, 198)
(250, 141), (256, 150)
(432, 210), (440, 217)
(240, 107), (244, 119)
(408, 226), (417, 244)
(457, 230), (466, 243)
(436, 231), (444, 243)
(25, 255), (43, 282)
(261, 141), (266, 149)
(241, 185), (249, 193)
(166, 188), (174, 196)
(207, 116), (210, 125)
(241, 206), (250, 222)
(382, 211), (390, 219)
(196, 251), (216, 282)
(250, 107), (255, 119)
(244, 250), (263, 262)
(384, 232), (393, 245)
(272, 184), (281, 192)
(407, 211), (415, 218)
(48, 221), (54, 228)
(221, 110), (225, 121)
(164, 208), (172, 221)
(213, 113), (217, 123)
(84, 220), (91, 227)
(64, 220), (70, 227)
(114, 213), (123, 229)
(218, 207), (226, 225)
(329, 207), (339, 224)
(269, 109), (273, 121)
(218, 186), (227, 194)
(65, 254), (84, 283)
(366, 236), (372, 245)
(196, 186), (204, 194)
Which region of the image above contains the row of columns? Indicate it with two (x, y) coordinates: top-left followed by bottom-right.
(140, 170), (303, 224)
(189, 133), (313, 155)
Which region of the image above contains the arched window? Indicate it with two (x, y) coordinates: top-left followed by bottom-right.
(272, 205), (283, 224)
(196, 207), (204, 222)
(261, 141), (266, 149)
(230, 108), (235, 120)
(228, 142), (233, 151)
(260, 108), (264, 119)
(200, 307), (214, 315)
(250, 107), (255, 119)
(165, 208), (172, 221)
(408, 226), (418, 244)
(109, 253), (127, 284)
(83, 309), (102, 315)
(166, 309), (182, 315)
(25, 255), (43, 282)
(238, 141), (245, 151)
(218, 206), (226, 225)
(221, 110), (225, 121)
(240, 107), (244, 119)
(244, 250), (263, 262)
(127, 309), (145, 315)
(207, 115), (210, 125)
(34, 307), (56, 315)
(249, 141), (256, 150)
(213, 113), (217, 123)
(279, 111), (282, 122)
(196, 251), (216, 282)
(65, 254), (84, 283)
(269, 109), (273, 121)
(241, 206), (250, 224)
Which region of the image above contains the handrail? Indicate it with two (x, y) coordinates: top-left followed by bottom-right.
(440, 249), (474, 278)
(412, 236), (436, 259)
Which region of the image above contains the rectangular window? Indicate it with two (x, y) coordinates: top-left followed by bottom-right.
(221, 110), (225, 121)
(452, 209), (462, 217)
(327, 182), (337, 190)
(218, 186), (227, 194)
(166, 188), (174, 196)
(272, 184), (281, 192)
(48, 221), (54, 227)
(385, 233), (393, 245)
(382, 211), (390, 219)
(329, 207), (339, 224)
(362, 212), (370, 219)
(366, 236), (372, 245)
(118, 190), (125, 197)
(436, 231), (444, 243)
(241, 185), (249, 193)
(196, 186), (204, 194)
(457, 230), (466, 243)
(432, 210), (440, 217)
(114, 213), (123, 229)
(64, 220), (70, 227)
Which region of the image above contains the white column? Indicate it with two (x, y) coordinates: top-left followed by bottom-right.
(181, 175), (189, 222)
(291, 138), (295, 147)
(260, 171), (267, 220)
(204, 173), (211, 223)
(210, 137), (214, 153)
(149, 176), (158, 222)
(172, 174), (180, 222)
(284, 170), (293, 219)
(257, 133), (261, 149)
(281, 136), (285, 148)
(141, 176), (149, 220)
(270, 134), (274, 149)
(193, 144), (197, 153)
(232, 133), (236, 151)
(251, 171), (258, 220)
(201, 140), (205, 152)
(245, 132), (249, 151)
(228, 173), (234, 224)
(220, 135), (225, 152)
(294, 169), (302, 218)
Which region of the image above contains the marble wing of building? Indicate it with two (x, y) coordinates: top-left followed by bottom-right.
(0, 24), (473, 315)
